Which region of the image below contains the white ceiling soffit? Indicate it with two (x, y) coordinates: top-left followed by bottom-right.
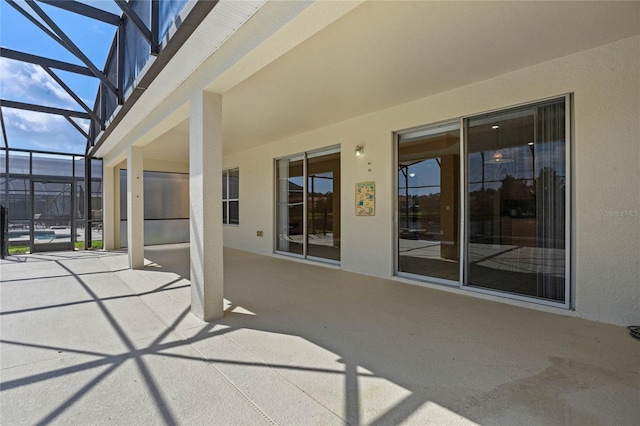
(142, 118), (190, 163)
(221, 0), (640, 155)
(96, 0), (267, 159)
(104, 0), (639, 164)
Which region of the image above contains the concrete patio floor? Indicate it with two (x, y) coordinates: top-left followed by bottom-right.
(1, 244), (638, 425)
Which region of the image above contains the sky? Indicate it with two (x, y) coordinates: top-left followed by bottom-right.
(1, 0), (121, 154)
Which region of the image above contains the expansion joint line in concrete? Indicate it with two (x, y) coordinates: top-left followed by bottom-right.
(189, 342), (279, 426)
(220, 332), (348, 425)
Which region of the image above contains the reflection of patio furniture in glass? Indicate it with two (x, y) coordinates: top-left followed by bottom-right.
(422, 222), (441, 240)
(399, 224), (441, 241)
(33, 213), (46, 229)
(399, 228), (422, 240)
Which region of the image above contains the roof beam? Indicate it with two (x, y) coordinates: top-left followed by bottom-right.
(151, 0), (159, 52)
(5, 1), (68, 51)
(114, 0), (155, 53)
(64, 116), (89, 140)
(41, 65), (102, 126)
(1, 48), (93, 77)
(1, 99), (92, 120)
(0, 107), (8, 149)
(17, 0), (118, 95)
(36, 0), (121, 26)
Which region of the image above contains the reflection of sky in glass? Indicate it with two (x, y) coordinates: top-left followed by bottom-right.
(289, 176), (304, 189)
(308, 172), (333, 194)
(399, 159), (441, 196)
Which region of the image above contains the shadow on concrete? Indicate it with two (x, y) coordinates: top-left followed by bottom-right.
(1, 246), (638, 425)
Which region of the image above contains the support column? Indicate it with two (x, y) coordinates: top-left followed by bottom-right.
(189, 90), (224, 321)
(114, 167), (121, 248)
(84, 157), (92, 249)
(127, 146), (144, 269)
(102, 165), (116, 250)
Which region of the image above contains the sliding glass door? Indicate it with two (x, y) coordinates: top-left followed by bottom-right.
(307, 152), (340, 261)
(397, 123), (460, 283)
(465, 98), (567, 303)
(276, 156), (304, 256)
(276, 147), (340, 262)
(396, 96), (569, 306)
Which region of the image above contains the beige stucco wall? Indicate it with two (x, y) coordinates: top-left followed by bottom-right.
(223, 35), (640, 326)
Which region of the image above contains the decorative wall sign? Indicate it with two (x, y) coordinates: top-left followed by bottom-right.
(355, 181), (375, 216)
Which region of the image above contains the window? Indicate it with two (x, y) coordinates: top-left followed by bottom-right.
(223, 168), (239, 225)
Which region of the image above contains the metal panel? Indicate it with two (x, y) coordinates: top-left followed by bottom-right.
(115, 0), (153, 46)
(120, 218), (189, 247)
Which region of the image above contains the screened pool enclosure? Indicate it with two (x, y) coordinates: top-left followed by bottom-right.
(1, 1), (217, 254)
(1, 149), (102, 253)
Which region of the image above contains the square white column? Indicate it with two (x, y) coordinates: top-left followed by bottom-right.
(102, 165), (115, 250)
(189, 90), (224, 321)
(127, 146), (144, 269)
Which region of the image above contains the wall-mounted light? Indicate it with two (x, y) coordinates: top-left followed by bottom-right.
(355, 145), (364, 156)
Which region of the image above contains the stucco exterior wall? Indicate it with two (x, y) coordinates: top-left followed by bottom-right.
(223, 35), (640, 326)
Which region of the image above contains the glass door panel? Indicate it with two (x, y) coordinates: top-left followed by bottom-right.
(31, 180), (74, 252)
(75, 178), (87, 249)
(276, 157), (304, 256)
(465, 99), (566, 302)
(276, 148), (341, 262)
(398, 124), (460, 282)
(307, 152), (340, 261)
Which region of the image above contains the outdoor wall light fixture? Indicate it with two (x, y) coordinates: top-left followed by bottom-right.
(355, 145), (364, 156)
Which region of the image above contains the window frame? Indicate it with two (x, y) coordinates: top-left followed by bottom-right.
(222, 167), (239, 226)
(273, 145), (341, 264)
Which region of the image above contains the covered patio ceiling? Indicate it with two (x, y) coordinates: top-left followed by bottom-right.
(129, 1), (638, 164)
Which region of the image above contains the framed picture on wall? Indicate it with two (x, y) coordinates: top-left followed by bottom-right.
(355, 181), (375, 216)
